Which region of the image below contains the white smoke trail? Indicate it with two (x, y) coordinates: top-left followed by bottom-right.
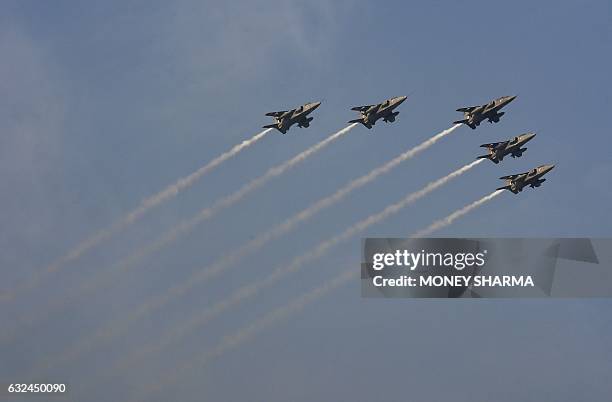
(128, 269), (357, 402)
(112, 123), (356, 267)
(411, 189), (504, 238)
(209, 269), (357, 357)
(131, 185), (504, 399)
(0, 129), (272, 304)
(49, 126), (464, 382)
(124, 128), (273, 225)
(122, 124), (462, 313)
(197, 124), (463, 283)
(11, 125), (355, 358)
(83, 159), (483, 382)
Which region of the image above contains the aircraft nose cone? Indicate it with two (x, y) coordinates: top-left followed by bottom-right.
(305, 102), (321, 112)
(523, 132), (537, 141)
(506, 95), (517, 103)
(543, 164), (555, 173)
(395, 96), (408, 104)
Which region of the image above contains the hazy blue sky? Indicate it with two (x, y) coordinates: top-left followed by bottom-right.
(1, 1), (611, 401)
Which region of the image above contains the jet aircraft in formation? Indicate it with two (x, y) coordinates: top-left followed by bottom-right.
(496, 164), (555, 194)
(261, 96), (555, 194)
(264, 95), (517, 134)
(348, 96), (408, 129)
(477, 132), (536, 164)
(263, 97), (408, 134)
(454, 95), (517, 129)
(263, 101), (321, 134)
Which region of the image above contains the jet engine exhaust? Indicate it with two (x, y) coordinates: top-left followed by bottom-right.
(82, 159), (484, 388)
(133, 180), (503, 399)
(7, 124), (356, 358)
(412, 189), (504, 237)
(148, 123), (464, 298)
(0, 128), (272, 304)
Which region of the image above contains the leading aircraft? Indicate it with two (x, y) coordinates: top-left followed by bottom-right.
(348, 96), (407, 129)
(263, 101), (321, 134)
(497, 164), (555, 194)
(453, 95), (517, 129)
(477, 132), (536, 164)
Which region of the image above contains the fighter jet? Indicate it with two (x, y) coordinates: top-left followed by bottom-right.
(454, 95), (517, 129)
(477, 132), (536, 164)
(263, 101), (321, 134)
(348, 96), (407, 129)
(497, 164), (555, 194)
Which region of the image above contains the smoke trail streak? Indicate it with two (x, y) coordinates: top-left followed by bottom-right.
(110, 123), (356, 269)
(0, 129), (272, 304)
(46, 125), (463, 384)
(130, 185), (503, 401)
(194, 124), (463, 287)
(14, 125), (355, 363)
(411, 189), (504, 237)
(126, 166), (500, 402)
(87, 123), (459, 342)
(129, 186), (504, 401)
(128, 269), (357, 402)
(75, 159), (482, 388)
(107, 124), (462, 330)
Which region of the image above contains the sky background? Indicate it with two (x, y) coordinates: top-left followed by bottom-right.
(1, 0), (611, 401)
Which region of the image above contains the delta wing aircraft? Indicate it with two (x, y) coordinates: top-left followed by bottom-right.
(263, 101), (321, 134)
(348, 96), (407, 129)
(497, 164), (555, 194)
(477, 132), (536, 164)
(454, 95), (517, 129)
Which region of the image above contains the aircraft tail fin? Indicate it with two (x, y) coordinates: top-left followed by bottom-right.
(496, 185), (515, 193)
(348, 118), (372, 129)
(453, 119), (476, 129)
(477, 154), (495, 163)
(263, 124), (285, 134)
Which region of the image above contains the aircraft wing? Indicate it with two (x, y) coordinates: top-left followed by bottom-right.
(456, 106), (479, 113)
(265, 110), (289, 117)
(499, 172), (527, 180)
(351, 105), (374, 112)
(480, 141), (507, 149)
